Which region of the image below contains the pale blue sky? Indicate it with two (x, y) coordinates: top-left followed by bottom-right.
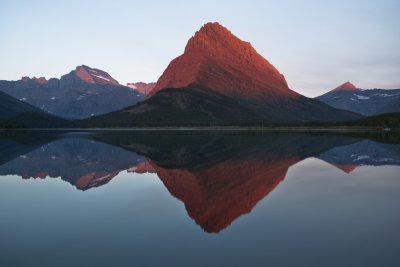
(1, 0), (399, 97)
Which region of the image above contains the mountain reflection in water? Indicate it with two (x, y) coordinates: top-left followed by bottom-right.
(0, 131), (399, 233)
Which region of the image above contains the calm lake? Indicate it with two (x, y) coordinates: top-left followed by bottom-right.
(0, 130), (399, 267)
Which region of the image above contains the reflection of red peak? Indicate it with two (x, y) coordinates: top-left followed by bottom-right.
(331, 163), (357, 173)
(332, 81), (358, 92)
(149, 157), (299, 233)
(75, 171), (119, 190)
(22, 172), (47, 179)
(149, 22), (297, 100)
(32, 172), (49, 179)
(127, 161), (156, 174)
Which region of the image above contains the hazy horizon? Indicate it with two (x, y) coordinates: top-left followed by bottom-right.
(1, 0), (399, 97)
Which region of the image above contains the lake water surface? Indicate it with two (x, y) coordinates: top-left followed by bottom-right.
(0, 131), (399, 267)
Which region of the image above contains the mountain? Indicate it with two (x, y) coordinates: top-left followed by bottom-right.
(0, 90), (67, 128)
(0, 65), (145, 119)
(148, 22), (295, 100)
(332, 81), (359, 92)
(85, 22), (360, 126)
(127, 82), (156, 96)
(316, 82), (400, 116)
(0, 90), (45, 118)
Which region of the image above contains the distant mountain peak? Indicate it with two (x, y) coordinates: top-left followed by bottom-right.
(20, 76), (48, 84)
(73, 65), (119, 85)
(0, 66), (145, 119)
(148, 22), (296, 99)
(316, 83), (400, 116)
(126, 82), (156, 95)
(332, 81), (358, 92)
(33, 77), (48, 84)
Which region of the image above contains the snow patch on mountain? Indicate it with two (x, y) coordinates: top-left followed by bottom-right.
(354, 94), (370, 100)
(91, 74), (110, 82)
(354, 155), (370, 161)
(372, 93), (394, 98)
(127, 84), (138, 90)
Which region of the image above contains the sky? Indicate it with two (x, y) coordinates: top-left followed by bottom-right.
(0, 0), (399, 97)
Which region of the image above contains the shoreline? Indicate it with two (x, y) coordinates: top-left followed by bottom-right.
(0, 127), (397, 132)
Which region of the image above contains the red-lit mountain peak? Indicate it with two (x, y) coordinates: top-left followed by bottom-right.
(74, 65), (119, 85)
(332, 81), (358, 92)
(148, 22), (297, 100)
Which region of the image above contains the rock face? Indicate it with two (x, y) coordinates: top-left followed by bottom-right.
(149, 22), (296, 100)
(0, 65), (145, 119)
(66, 65), (119, 85)
(316, 82), (400, 116)
(127, 82), (156, 96)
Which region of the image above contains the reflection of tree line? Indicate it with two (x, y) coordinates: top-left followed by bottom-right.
(0, 131), (399, 232)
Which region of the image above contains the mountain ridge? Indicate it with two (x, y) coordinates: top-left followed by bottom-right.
(0, 65), (145, 119)
(0, 91), (45, 118)
(127, 82), (156, 95)
(317, 82), (400, 116)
